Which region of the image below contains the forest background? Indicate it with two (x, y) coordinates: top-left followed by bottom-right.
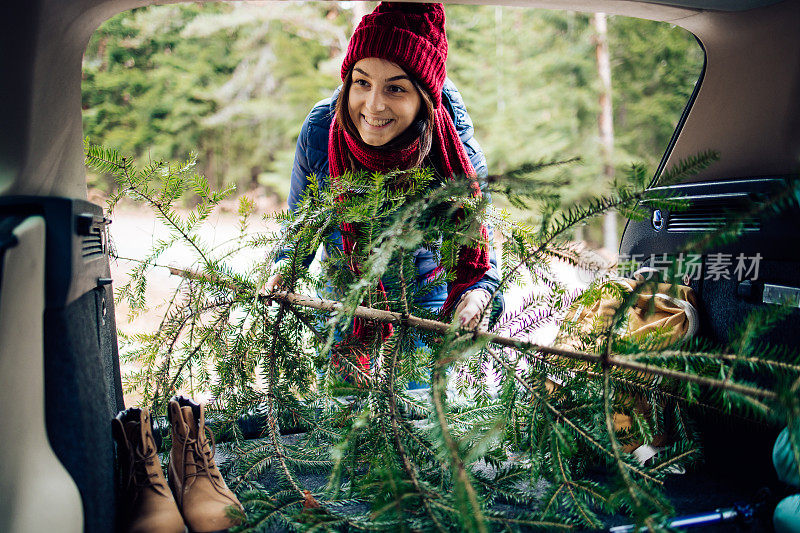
(82, 0), (703, 247)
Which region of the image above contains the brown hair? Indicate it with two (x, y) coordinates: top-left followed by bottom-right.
(335, 67), (436, 170)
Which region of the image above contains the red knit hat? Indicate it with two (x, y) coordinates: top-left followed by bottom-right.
(341, 2), (448, 109)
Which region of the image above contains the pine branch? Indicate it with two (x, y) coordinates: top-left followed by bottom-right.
(167, 261), (779, 402)
(430, 365), (488, 533)
(266, 290), (775, 401)
(484, 345), (662, 485)
(102, 145), (798, 531)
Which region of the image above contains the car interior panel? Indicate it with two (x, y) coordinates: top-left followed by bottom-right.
(0, 216), (84, 533)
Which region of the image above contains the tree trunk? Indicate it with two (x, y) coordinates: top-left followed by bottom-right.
(495, 7), (505, 114)
(350, 2), (369, 33)
(593, 12), (617, 253)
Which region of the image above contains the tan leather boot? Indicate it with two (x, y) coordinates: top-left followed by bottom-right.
(168, 397), (244, 533)
(112, 408), (187, 533)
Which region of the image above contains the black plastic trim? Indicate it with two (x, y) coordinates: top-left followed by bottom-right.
(0, 196), (110, 307)
(619, 34), (707, 254)
(652, 35), (708, 188)
(0, 215), (25, 312)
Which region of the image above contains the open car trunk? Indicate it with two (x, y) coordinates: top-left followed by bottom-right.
(2, 0), (800, 531)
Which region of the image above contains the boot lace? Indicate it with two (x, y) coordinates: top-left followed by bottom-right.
(127, 435), (168, 497)
(178, 425), (234, 501)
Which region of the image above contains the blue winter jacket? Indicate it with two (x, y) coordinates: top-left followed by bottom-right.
(281, 79), (502, 313)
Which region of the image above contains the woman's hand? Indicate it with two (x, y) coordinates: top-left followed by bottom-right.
(454, 288), (492, 330)
(260, 259), (289, 300)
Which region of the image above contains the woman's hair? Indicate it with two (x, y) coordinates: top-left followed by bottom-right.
(335, 67), (436, 170)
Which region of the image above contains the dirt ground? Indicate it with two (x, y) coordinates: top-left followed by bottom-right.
(109, 199), (281, 405)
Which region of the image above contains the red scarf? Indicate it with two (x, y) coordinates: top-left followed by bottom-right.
(329, 106), (491, 369)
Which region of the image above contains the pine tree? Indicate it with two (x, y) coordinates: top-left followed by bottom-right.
(83, 2), (348, 197)
(88, 142), (800, 531)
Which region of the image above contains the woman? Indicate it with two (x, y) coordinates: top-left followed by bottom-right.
(266, 2), (502, 346)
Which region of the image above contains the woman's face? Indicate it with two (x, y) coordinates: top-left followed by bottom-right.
(348, 58), (422, 147)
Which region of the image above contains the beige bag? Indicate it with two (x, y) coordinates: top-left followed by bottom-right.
(553, 270), (699, 459)
(557, 270), (699, 352)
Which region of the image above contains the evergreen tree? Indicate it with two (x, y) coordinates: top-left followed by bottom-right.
(83, 3), (350, 197)
(608, 17), (704, 170)
(88, 142), (800, 531)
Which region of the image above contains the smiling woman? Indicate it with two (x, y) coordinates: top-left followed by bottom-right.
(264, 1), (503, 371)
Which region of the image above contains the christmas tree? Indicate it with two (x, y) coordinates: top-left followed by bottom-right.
(87, 142), (800, 531)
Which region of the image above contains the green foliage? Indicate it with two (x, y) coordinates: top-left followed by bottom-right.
(82, 3), (703, 215)
(445, 7), (703, 217)
(83, 2), (347, 197)
(96, 143), (800, 531)
(609, 18), (704, 168)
